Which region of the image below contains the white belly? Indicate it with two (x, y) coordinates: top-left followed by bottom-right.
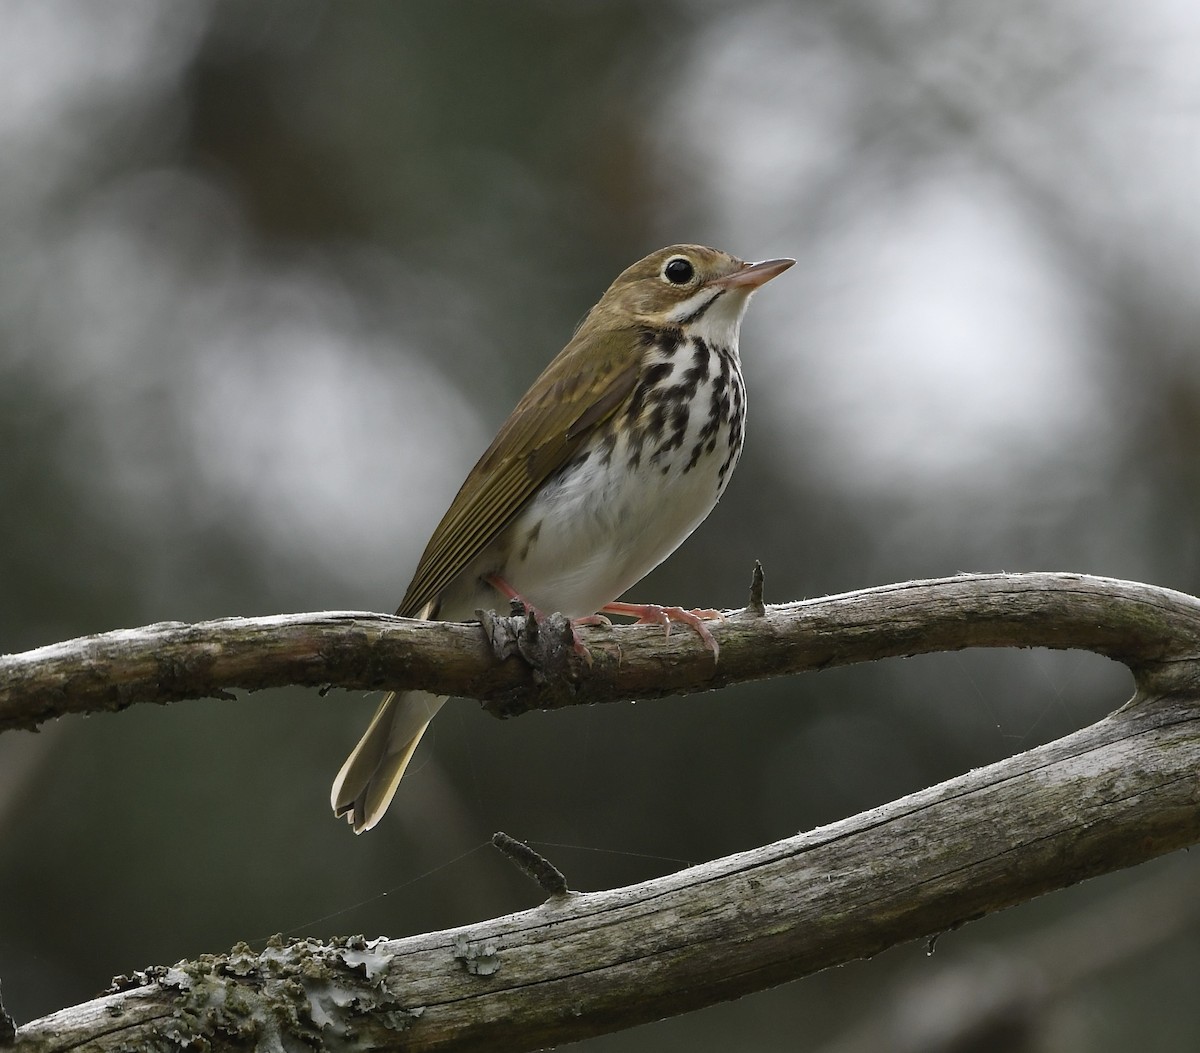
(506, 450), (727, 617)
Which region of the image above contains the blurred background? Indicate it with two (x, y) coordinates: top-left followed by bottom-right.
(1, 0), (1198, 1048)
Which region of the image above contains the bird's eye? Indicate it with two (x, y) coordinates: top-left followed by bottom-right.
(663, 257), (695, 285)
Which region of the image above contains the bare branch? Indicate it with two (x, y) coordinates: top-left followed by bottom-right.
(12, 681), (1200, 1051)
(3, 572), (1199, 733)
(6, 571), (1200, 1050)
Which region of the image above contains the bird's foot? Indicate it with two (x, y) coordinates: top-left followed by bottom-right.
(485, 574), (601, 664)
(599, 601), (723, 660)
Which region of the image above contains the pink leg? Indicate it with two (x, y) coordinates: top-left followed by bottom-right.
(485, 574), (603, 661)
(599, 601), (723, 660)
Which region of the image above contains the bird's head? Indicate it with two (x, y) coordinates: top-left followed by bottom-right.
(588, 244), (794, 348)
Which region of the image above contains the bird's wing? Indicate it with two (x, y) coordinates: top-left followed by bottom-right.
(396, 327), (644, 618)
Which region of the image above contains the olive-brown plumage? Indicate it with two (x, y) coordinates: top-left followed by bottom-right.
(333, 245), (793, 831)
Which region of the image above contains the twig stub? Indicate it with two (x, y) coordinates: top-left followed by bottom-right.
(748, 560), (766, 616)
(491, 832), (569, 897)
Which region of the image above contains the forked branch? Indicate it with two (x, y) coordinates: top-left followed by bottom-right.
(4, 572), (1200, 1051)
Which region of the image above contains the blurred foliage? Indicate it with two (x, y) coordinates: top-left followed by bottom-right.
(1, 0), (1198, 1048)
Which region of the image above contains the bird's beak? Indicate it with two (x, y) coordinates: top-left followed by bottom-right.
(710, 257), (796, 291)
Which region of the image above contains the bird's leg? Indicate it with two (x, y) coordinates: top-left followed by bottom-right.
(598, 601), (723, 660)
(485, 573), (542, 618)
(484, 574), (602, 661)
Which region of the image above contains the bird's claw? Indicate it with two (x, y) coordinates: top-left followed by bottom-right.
(599, 601), (723, 660)
(486, 573), (603, 666)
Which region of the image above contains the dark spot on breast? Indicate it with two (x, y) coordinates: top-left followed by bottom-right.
(644, 361), (672, 387)
(671, 401), (689, 434)
(653, 411), (688, 462)
(642, 325), (684, 357)
(647, 403), (666, 438)
(683, 338), (711, 385)
(599, 426), (618, 466)
(627, 362), (673, 423)
(518, 521), (543, 561)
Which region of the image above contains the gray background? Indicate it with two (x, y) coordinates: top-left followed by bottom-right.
(2, 1), (1198, 1048)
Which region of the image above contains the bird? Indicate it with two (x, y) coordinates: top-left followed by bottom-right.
(332, 244), (794, 832)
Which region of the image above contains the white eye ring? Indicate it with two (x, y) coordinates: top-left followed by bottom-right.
(662, 257), (695, 285)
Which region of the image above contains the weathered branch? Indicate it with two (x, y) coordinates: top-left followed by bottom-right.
(3, 572), (1200, 733)
(5, 571), (1200, 1051)
(12, 684), (1200, 1051)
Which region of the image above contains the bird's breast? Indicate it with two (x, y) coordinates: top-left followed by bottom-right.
(495, 333), (746, 617)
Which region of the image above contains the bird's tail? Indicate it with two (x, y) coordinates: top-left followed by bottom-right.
(331, 690), (447, 833)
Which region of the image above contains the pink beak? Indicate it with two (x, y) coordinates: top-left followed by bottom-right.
(711, 257), (796, 291)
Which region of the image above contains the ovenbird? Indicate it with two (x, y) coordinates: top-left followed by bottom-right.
(333, 244), (793, 832)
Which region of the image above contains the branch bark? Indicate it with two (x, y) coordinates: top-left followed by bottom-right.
(5, 572), (1200, 1051)
(3, 572), (1200, 732)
